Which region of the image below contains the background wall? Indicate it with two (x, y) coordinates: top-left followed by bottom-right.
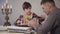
(0, 0), (60, 25)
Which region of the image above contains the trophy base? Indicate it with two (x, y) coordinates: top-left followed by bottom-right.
(3, 22), (11, 26)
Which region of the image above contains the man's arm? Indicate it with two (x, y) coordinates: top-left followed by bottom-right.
(33, 13), (56, 34)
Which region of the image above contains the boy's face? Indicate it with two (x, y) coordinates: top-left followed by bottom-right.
(24, 7), (31, 14)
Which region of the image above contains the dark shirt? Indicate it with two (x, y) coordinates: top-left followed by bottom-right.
(14, 13), (44, 26)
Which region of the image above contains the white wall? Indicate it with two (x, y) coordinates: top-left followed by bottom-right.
(0, 0), (60, 25)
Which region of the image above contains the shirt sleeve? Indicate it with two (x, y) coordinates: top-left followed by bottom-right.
(14, 15), (23, 26)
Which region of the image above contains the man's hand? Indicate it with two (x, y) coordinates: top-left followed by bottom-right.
(40, 15), (46, 19)
(28, 18), (39, 26)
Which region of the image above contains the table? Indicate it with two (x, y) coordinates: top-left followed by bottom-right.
(0, 26), (37, 34)
(0, 31), (23, 34)
(0, 30), (36, 34)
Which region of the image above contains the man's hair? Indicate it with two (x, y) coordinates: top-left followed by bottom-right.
(22, 2), (32, 10)
(41, 0), (55, 6)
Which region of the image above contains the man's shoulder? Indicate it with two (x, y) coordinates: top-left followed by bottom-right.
(54, 8), (60, 15)
(51, 7), (60, 15)
(54, 7), (60, 12)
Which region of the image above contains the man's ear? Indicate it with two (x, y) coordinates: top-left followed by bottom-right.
(48, 3), (52, 9)
(49, 5), (51, 9)
(45, 2), (52, 9)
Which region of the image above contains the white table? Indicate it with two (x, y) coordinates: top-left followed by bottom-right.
(0, 26), (36, 34)
(0, 31), (24, 34)
(0, 30), (36, 34)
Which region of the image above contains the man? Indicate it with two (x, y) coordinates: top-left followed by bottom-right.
(28, 0), (60, 34)
(15, 2), (44, 26)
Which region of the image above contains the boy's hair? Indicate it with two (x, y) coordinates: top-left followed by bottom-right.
(41, 0), (55, 6)
(22, 2), (32, 10)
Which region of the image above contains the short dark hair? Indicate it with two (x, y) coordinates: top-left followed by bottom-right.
(22, 2), (32, 10)
(41, 0), (55, 6)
